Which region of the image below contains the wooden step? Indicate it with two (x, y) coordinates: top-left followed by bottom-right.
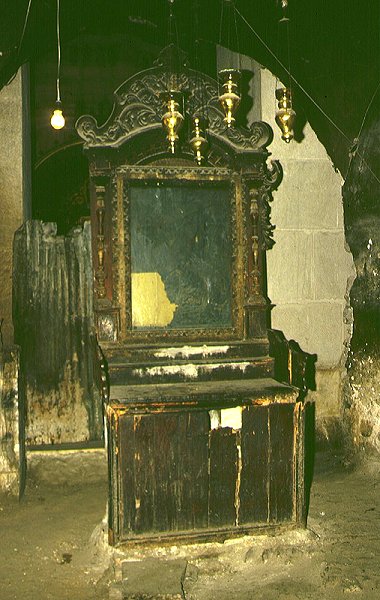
(107, 355), (274, 384)
(101, 339), (270, 364)
(108, 377), (298, 411)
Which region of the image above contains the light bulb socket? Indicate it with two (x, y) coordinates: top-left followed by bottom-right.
(50, 101), (66, 130)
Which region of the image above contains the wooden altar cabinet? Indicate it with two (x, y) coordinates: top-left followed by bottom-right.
(76, 52), (310, 545)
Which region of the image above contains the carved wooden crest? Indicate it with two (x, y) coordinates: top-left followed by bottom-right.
(76, 60), (273, 154)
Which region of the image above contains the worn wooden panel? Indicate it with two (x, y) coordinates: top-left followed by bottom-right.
(12, 220), (102, 444)
(111, 396), (304, 542)
(209, 427), (238, 527)
(240, 405), (269, 524)
(118, 415), (136, 535)
(303, 400), (315, 522)
(151, 413), (181, 532)
(131, 415), (156, 533)
(269, 403), (295, 522)
(175, 412), (209, 531)
(118, 410), (210, 538)
(295, 402), (307, 526)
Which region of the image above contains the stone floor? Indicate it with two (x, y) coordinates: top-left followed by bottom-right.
(0, 448), (379, 600)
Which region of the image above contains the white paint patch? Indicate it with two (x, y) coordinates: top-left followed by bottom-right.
(221, 407), (242, 430)
(133, 361), (252, 379)
(133, 364), (199, 379)
(209, 410), (221, 430)
(153, 345), (230, 359)
(205, 362), (251, 372)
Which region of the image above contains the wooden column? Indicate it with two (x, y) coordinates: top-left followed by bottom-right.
(244, 185), (269, 339)
(91, 176), (120, 342)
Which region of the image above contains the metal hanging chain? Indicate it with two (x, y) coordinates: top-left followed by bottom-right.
(219, 0), (237, 49)
(277, 0), (292, 93)
(284, 6), (292, 92)
(235, 6), (380, 186)
(219, 0), (225, 47)
(236, 6), (351, 144)
(218, 0), (241, 83)
(166, 0), (182, 90)
(168, 0), (174, 45)
(238, 6), (380, 185)
(232, 1), (242, 71)
(193, 0), (207, 119)
(194, 1), (201, 113)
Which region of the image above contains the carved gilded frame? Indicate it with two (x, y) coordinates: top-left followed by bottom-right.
(77, 55), (283, 346)
(111, 165), (245, 343)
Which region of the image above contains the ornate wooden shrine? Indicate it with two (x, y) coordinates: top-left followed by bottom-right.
(76, 50), (311, 546)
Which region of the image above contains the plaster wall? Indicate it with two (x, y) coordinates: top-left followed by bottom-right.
(0, 69), (29, 346)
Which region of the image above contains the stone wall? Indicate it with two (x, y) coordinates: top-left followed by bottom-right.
(0, 69), (30, 347)
(258, 68), (356, 439)
(226, 48), (357, 440)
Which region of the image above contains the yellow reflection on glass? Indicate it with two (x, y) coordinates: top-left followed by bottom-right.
(132, 272), (177, 328)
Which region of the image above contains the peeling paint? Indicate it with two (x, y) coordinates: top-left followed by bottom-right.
(153, 345), (231, 359)
(13, 221), (102, 445)
(132, 362), (252, 379)
(25, 362), (90, 445)
(235, 431), (242, 526)
(209, 410), (221, 430)
(0, 348), (21, 494)
(220, 407), (242, 430)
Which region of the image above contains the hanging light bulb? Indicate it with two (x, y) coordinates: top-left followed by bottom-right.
(275, 87), (296, 143)
(161, 91), (184, 154)
(50, 101), (65, 130)
(50, 0), (65, 130)
(190, 115), (208, 164)
(218, 68), (241, 128)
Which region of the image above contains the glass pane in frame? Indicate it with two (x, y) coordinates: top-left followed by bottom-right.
(130, 182), (232, 330)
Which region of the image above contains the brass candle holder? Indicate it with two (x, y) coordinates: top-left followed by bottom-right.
(161, 91), (184, 153)
(218, 68), (241, 128)
(189, 115), (208, 165)
(275, 87), (296, 143)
